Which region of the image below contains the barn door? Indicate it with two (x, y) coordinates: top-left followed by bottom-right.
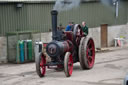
(101, 24), (108, 47)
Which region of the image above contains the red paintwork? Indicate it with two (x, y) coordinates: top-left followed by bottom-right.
(64, 31), (74, 41)
(62, 41), (70, 52)
(63, 31), (74, 52)
(86, 39), (95, 68)
(40, 55), (46, 76)
(66, 40), (74, 52)
(43, 43), (48, 48)
(68, 54), (73, 76)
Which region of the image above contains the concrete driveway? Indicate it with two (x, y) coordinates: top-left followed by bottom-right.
(0, 47), (128, 85)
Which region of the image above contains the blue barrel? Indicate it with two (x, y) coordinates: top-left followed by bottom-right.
(19, 40), (24, 63)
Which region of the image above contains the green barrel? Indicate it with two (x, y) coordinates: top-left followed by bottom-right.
(24, 40), (28, 61)
(27, 40), (32, 61)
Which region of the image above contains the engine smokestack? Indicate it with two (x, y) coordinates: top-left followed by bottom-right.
(51, 10), (58, 40)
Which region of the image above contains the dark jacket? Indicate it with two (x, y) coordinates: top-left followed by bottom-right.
(82, 25), (88, 36)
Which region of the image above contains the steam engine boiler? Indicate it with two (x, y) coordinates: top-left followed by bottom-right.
(36, 10), (95, 77)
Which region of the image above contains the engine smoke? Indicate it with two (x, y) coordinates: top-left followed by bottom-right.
(53, 0), (81, 12)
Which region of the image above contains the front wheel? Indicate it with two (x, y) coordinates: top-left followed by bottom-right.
(79, 37), (95, 69)
(64, 52), (73, 77)
(36, 53), (46, 77)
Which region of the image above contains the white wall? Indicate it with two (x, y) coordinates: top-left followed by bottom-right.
(108, 24), (128, 46)
(0, 37), (7, 63)
(41, 32), (52, 43)
(124, 23), (128, 44)
(89, 23), (128, 47)
(88, 27), (101, 48)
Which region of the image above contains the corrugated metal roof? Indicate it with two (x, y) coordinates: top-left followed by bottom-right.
(0, 0), (99, 3)
(0, 0), (55, 1)
(0, 0), (55, 3)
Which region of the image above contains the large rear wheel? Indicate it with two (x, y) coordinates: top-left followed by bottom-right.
(79, 37), (95, 69)
(36, 53), (46, 77)
(64, 52), (73, 77)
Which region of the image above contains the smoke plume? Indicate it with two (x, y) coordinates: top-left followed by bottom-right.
(53, 0), (81, 12)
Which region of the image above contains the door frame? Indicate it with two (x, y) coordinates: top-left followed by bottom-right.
(101, 24), (108, 47)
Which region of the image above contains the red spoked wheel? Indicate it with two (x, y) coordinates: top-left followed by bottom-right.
(79, 37), (95, 69)
(36, 53), (46, 77)
(86, 38), (95, 68)
(64, 52), (73, 77)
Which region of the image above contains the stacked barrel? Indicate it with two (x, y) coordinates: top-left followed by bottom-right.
(17, 40), (33, 63)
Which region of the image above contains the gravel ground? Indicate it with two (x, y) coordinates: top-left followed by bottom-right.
(0, 46), (128, 85)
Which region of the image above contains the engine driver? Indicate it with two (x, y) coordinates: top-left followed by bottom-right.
(82, 21), (88, 36)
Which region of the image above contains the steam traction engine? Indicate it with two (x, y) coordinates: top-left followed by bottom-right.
(36, 10), (95, 77)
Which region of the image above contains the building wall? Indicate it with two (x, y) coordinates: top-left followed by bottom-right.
(0, 23), (128, 63)
(108, 24), (128, 46)
(90, 24), (128, 47)
(0, 37), (7, 63)
(0, 1), (128, 36)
